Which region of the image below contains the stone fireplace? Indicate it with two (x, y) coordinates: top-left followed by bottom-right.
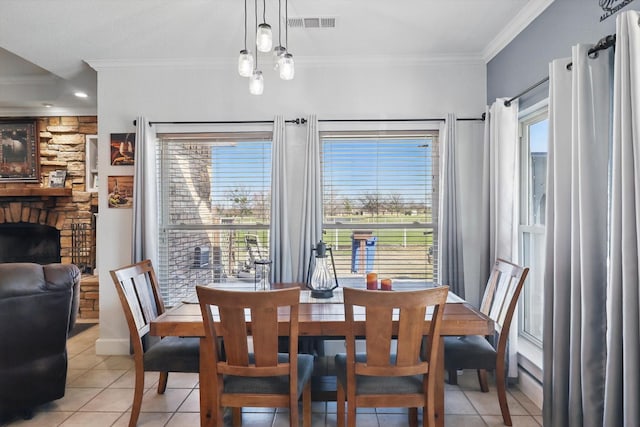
(0, 116), (99, 318)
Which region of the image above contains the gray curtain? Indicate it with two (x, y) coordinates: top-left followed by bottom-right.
(479, 100), (519, 287)
(542, 45), (611, 427)
(479, 99), (519, 378)
(437, 113), (465, 297)
(604, 10), (640, 427)
(269, 115), (293, 282)
(132, 116), (158, 266)
(296, 115), (322, 282)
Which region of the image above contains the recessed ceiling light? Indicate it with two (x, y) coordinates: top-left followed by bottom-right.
(43, 103), (53, 108)
(74, 91), (88, 98)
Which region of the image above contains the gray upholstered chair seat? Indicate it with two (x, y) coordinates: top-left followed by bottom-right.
(225, 353), (314, 397)
(444, 335), (496, 370)
(143, 336), (200, 372)
(335, 353), (423, 395)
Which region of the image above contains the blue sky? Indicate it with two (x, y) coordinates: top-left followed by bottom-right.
(530, 119), (548, 153)
(208, 137), (435, 206)
(323, 138), (434, 204)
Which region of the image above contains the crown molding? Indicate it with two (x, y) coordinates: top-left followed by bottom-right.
(482, 0), (555, 63)
(0, 75), (60, 85)
(87, 53), (485, 72)
(0, 106), (97, 117)
(86, 58), (228, 71)
(294, 54), (485, 67)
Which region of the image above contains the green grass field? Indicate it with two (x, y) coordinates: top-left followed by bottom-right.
(322, 228), (433, 249)
(181, 213), (436, 280)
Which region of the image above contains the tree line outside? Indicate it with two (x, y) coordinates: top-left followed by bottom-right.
(217, 186), (432, 221)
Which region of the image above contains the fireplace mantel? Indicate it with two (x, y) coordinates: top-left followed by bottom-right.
(0, 188), (72, 198)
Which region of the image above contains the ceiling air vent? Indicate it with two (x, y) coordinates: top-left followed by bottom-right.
(288, 17), (304, 28)
(288, 17), (337, 29)
(304, 18), (320, 28)
(320, 17), (336, 28)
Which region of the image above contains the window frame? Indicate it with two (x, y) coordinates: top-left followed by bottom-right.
(156, 129), (273, 305)
(319, 128), (440, 284)
(517, 100), (548, 379)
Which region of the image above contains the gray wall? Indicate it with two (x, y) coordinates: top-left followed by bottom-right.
(487, 0), (624, 108)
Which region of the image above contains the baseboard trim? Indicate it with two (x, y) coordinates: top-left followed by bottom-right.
(517, 367), (543, 409)
(95, 338), (130, 356)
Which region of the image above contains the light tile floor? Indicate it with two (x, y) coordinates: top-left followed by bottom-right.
(1, 324), (542, 427)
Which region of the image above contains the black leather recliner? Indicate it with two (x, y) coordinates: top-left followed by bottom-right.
(0, 263), (80, 417)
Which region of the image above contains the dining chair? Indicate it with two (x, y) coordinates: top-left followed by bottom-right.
(195, 285), (313, 427)
(110, 260), (200, 427)
(335, 286), (449, 427)
(444, 258), (529, 426)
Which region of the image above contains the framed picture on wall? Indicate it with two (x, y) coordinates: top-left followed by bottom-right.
(110, 133), (135, 166)
(0, 118), (40, 182)
(107, 175), (133, 208)
(48, 170), (67, 188)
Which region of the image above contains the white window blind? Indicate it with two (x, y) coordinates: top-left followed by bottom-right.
(157, 132), (272, 305)
(321, 131), (439, 287)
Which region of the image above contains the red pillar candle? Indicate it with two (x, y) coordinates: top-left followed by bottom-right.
(380, 278), (392, 291)
(366, 272), (378, 290)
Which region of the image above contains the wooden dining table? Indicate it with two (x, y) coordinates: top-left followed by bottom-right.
(150, 283), (493, 427)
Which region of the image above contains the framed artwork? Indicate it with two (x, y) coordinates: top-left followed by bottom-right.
(110, 133), (135, 166)
(48, 170), (67, 188)
(0, 118), (39, 182)
(107, 175), (133, 208)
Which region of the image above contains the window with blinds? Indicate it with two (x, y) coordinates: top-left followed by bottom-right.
(157, 131), (272, 305)
(321, 131), (439, 287)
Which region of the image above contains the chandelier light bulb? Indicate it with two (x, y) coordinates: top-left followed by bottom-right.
(249, 70), (264, 95)
(273, 45), (286, 60)
(273, 46), (286, 70)
(238, 50), (254, 77)
(279, 52), (294, 80)
(256, 23), (273, 52)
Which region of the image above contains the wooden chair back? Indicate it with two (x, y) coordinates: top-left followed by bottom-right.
(196, 286), (301, 380)
(110, 260), (165, 357)
(479, 258), (529, 348)
(111, 260), (200, 427)
(196, 286), (311, 426)
(343, 286), (449, 380)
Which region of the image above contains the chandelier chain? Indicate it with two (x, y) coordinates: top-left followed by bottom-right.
(254, 0), (259, 69)
(278, 0), (282, 47)
(243, 0), (248, 50)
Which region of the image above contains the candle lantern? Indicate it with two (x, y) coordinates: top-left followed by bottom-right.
(306, 240), (339, 299)
(254, 259), (272, 291)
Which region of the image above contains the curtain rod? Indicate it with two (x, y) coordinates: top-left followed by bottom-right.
(133, 118), (306, 126)
(504, 33), (616, 107)
(134, 115), (485, 127)
(318, 115), (485, 122)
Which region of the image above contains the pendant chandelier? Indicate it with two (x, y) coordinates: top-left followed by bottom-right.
(238, 0), (295, 95)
